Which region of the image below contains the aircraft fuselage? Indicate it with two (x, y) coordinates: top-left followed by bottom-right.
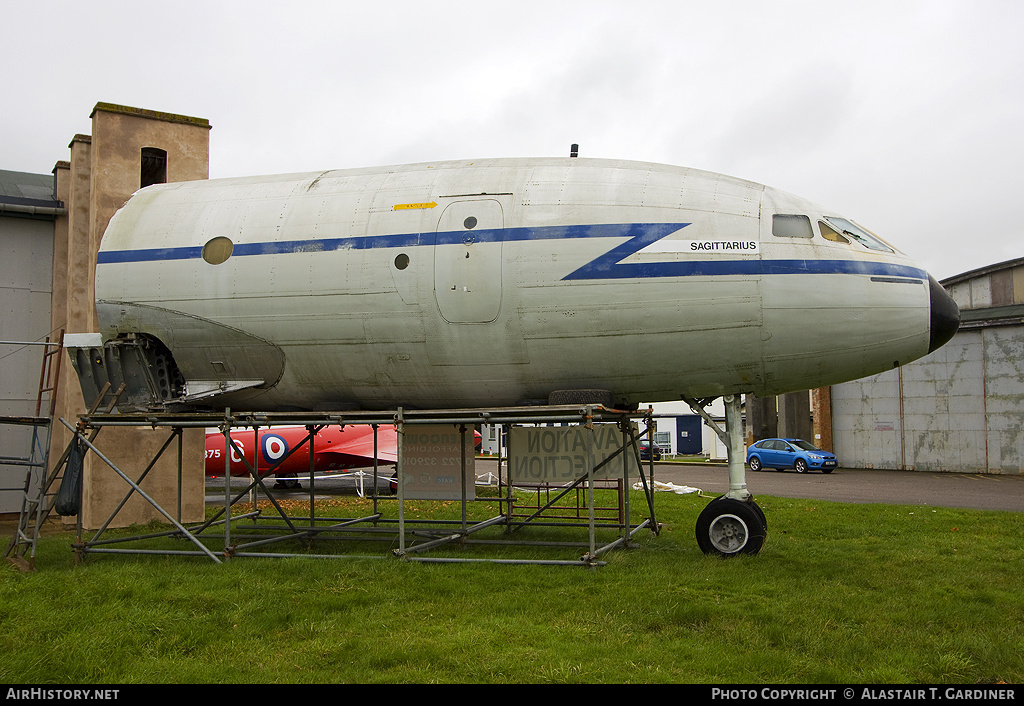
(85, 157), (958, 411)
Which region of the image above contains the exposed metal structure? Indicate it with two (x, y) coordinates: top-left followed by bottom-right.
(60, 405), (661, 568)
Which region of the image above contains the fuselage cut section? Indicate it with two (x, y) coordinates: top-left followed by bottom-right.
(91, 157), (954, 411)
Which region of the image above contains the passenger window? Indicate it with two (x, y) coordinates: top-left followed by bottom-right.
(819, 221), (851, 244)
(772, 214), (813, 238)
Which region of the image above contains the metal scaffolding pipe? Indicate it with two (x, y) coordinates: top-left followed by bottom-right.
(62, 403), (658, 568)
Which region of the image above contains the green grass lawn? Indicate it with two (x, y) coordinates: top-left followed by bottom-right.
(2, 491), (1021, 684)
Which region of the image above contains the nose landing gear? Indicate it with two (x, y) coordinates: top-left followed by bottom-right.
(685, 394), (767, 557)
(696, 496), (767, 556)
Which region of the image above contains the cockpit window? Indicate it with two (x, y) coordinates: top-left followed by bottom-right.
(821, 217), (893, 252)
(818, 220), (851, 244)
(772, 214), (813, 239)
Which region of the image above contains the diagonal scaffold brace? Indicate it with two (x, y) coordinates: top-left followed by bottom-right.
(58, 417), (223, 564)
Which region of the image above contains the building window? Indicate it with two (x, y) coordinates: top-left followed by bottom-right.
(140, 147), (167, 188)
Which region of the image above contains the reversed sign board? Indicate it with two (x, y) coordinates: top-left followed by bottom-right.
(508, 424), (641, 484)
(399, 424), (475, 500)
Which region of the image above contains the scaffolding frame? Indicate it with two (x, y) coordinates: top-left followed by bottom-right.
(61, 404), (661, 568)
(2, 333), (64, 570)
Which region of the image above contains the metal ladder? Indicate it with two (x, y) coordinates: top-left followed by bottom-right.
(3, 333), (63, 570)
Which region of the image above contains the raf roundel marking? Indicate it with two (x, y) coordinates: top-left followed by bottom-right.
(261, 433), (289, 464)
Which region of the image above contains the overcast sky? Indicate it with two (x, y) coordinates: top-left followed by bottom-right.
(5, 0), (1022, 280)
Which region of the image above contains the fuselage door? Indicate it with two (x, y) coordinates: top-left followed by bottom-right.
(434, 199), (504, 323)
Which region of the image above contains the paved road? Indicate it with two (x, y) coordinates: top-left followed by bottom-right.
(467, 459), (1024, 513)
(640, 462), (1024, 513)
(205, 460), (1024, 513)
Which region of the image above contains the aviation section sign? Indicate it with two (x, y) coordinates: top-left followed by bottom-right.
(508, 424), (641, 484)
(399, 424), (475, 500)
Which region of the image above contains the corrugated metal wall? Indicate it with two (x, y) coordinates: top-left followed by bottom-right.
(982, 326), (1024, 472)
(833, 325), (1022, 474)
(0, 216), (54, 512)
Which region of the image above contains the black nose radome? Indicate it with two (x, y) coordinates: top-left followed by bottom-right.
(928, 275), (960, 353)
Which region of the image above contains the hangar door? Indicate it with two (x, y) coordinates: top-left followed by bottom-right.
(832, 330), (990, 472)
(434, 199), (503, 324)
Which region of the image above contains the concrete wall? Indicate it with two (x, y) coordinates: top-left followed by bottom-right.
(51, 103), (212, 528)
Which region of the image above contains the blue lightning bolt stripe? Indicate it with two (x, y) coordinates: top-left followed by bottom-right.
(568, 255), (927, 280)
(95, 222), (926, 281)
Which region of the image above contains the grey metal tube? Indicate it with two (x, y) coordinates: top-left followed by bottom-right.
(59, 417), (223, 564)
(0, 203), (67, 217)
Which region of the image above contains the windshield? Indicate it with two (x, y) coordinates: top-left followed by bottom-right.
(790, 440), (824, 452)
(822, 217), (893, 252)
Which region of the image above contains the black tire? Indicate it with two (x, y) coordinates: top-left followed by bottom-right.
(748, 456), (762, 472)
(795, 458), (808, 473)
(696, 497), (767, 557)
(272, 476), (302, 490)
(749, 499), (768, 534)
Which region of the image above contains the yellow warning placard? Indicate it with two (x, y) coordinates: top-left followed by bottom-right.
(393, 201), (438, 211)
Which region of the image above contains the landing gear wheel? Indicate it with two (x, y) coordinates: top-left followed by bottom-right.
(547, 389), (614, 406)
(795, 459), (808, 473)
(748, 457), (761, 472)
(273, 476), (302, 490)
(748, 499), (767, 533)
(696, 497), (767, 557)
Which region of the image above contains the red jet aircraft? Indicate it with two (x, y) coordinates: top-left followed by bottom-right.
(204, 425), (481, 478)
(205, 424), (399, 478)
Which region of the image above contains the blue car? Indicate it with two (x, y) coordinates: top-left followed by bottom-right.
(746, 438), (838, 474)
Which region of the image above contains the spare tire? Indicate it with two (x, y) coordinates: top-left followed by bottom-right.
(547, 389), (614, 406)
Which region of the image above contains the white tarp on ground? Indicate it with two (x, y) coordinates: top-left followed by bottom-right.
(636, 480), (702, 494)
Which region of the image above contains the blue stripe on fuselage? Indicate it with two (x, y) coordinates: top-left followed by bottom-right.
(95, 223), (669, 263)
(575, 258), (927, 280)
(95, 222), (927, 281)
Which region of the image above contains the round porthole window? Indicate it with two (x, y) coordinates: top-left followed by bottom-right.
(463, 216), (478, 230)
(394, 253), (410, 270)
(202, 236), (234, 265)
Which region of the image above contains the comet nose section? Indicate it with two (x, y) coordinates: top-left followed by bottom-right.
(928, 275), (960, 353)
